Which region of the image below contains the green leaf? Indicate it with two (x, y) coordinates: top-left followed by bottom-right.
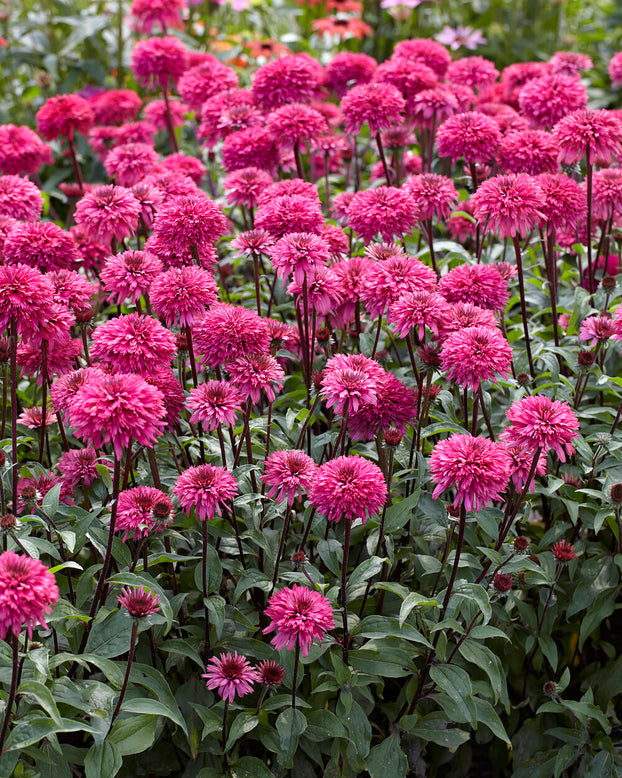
(452, 582), (492, 625)
(18, 680), (62, 726)
(276, 708), (307, 768)
(41, 483), (62, 518)
(340, 699), (371, 760)
(225, 712), (258, 751)
(458, 641), (508, 706)
(348, 556), (386, 589)
(317, 539), (343, 577)
(230, 756), (275, 778)
(121, 697), (188, 736)
(554, 744), (576, 778)
(206, 595), (226, 639)
(403, 712), (469, 748)
(398, 592), (437, 627)
(3, 716), (98, 753)
(84, 610), (132, 659)
(350, 616), (431, 648)
(539, 634), (558, 671)
(107, 713), (158, 756)
(430, 664), (476, 727)
(304, 709), (349, 743)
(159, 638), (204, 670)
(366, 733), (408, 778)
(579, 588), (618, 649)
(474, 698), (511, 745)
(233, 568), (271, 602)
(383, 490), (420, 532)
(84, 741), (123, 778)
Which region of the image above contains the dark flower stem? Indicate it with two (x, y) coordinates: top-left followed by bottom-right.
(536, 563), (563, 633)
(270, 506), (292, 597)
(221, 699), (229, 753)
(341, 518), (352, 664)
(9, 320), (18, 513)
(294, 144), (306, 181)
(585, 151), (594, 294)
(1, 363), (7, 440)
(66, 135), (84, 193)
(298, 507), (316, 553)
(202, 520), (211, 655)
(512, 236), (535, 378)
(0, 632), (19, 756)
(439, 504), (466, 619)
(252, 253), (262, 315)
(375, 132), (392, 185)
(38, 340), (48, 465)
(371, 314), (383, 358)
(110, 619), (139, 724)
(291, 642), (301, 710)
(161, 86), (179, 154)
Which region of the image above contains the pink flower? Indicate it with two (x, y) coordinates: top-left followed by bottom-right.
(91, 313), (177, 375)
(502, 395), (580, 462)
(374, 59), (437, 113)
(518, 74), (587, 129)
(252, 55), (321, 111)
(552, 540), (577, 562)
(501, 62), (550, 107)
(436, 111), (501, 164)
(535, 173), (586, 233)
(223, 167), (272, 209)
(89, 89), (142, 125)
(150, 265), (218, 327)
(230, 229), (274, 257)
(131, 182), (164, 230)
(177, 59), (239, 113)
(609, 51), (622, 86)
(68, 372), (166, 459)
(429, 434), (512, 512)
(198, 89), (261, 150)
(227, 352), (285, 404)
(403, 173), (458, 221)
(263, 584), (334, 656)
(549, 51), (593, 78)
(347, 186), (418, 244)
(310, 454), (387, 523)
(471, 173), (545, 239)
(389, 290), (451, 340)
(130, 0), (184, 34)
(439, 301), (499, 340)
(440, 325), (513, 391)
(553, 109), (622, 165)
(104, 142), (159, 186)
(270, 232), (331, 284)
(325, 52), (376, 97)
(57, 448), (108, 489)
(0, 551), (59, 639)
(360, 248), (437, 317)
(173, 464), (238, 522)
(117, 586), (160, 617)
(186, 380), (243, 431)
(267, 103), (327, 151)
(257, 660), (286, 687)
(17, 406), (58, 429)
(506, 445), (547, 492)
(48, 269), (96, 312)
(153, 192), (227, 256)
(221, 127), (279, 175)
(579, 315), (616, 346)
(36, 94), (94, 141)
(0, 175), (44, 221)
(0, 263), (55, 335)
(447, 56), (498, 91)
(438, 263), (508, 312)
(193, 303), (270, 369)
(50, 367), (105, 415)
(0, 124), (52, 176)
(347, 371), (417, 442)
(340, 82), (405, 135)
(255, 193), (324, 239)
(116, 486), (174, 541)
(4, 221), (78, 273)
(158, 153), (205, 186)
(130, 36), (188, 90)
(410, 86), (459, 128)
(74, 185), (141, 246)
(320, 353), (384, 415)
(262, 449), (318, 506)
(100, 249), (162, 306)
(392, 38), (452, 79)
(590, 168), (622, 221)
(435, 25), (486, 51)
(202, 651), (259, 703)
(145, 370), (185, 429)
(497, 130), (559, 175)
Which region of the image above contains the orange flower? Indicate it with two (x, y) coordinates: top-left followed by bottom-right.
(244, 39), (292, 59)
(312, 16), (371, 40)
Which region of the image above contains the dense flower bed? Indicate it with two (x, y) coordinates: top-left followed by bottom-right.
(0, 6), (622, 777)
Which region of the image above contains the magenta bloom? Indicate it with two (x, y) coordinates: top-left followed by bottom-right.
(17, 406), (57, 429)
(374, 59), (437, 113)
(609, 51), (622, 86)
(270, 232), (331, 284)
(159, 153), (206, 186)
(74, 185), (141, 246)
(224, 167), (273, 209)
(202, 652), (259, 703)
(388, 290), (451, 340)
(0, 175), (44, 222)
(118, 586), (160, 618)
(48, 269), (96, 312)
(471, 173), (545, 239)
(177, 60), (239, 113)
(130, 0), (184, 34)
(0, 263), (55, 335)
(440, 325), (512, 391)
(325, 52), (377, 97)
(410, 86), (459, 129)
(535, 172), (586, 233)
(104, 142), (159, 187)
(403, 173), (458, 221)
(518, 74), (587, 129)
(68, 372), (166, 459)
(131, 36), (188, 90)
(553, 109), (622, 165)
(4, 221), (78, 273)
(36, 93), (94, 141)
(150, 265), (218, 327)
(502, 395), (580, 462)
(0, 124), (52, 176)
(429, 434), (512, 512)
(186, 380), (243, 430)
(506, 445), (547, 492)
(100, 249), (162, 306)
(173, 463), (238, 522)
(360, 249), (437, 318)
(193, 303), (270, 369)
(263, 585), (334, 657)
(262, 449), (318, 506)
(436, 111), (502, 164)
(590, 169), (622, 221)
(392, 38), (452, 79)
(116, 486), (174, 541)
(251, 55), (321, 111)
(497, 130), (559, 175)
(91, 313), (176, 375)
(89, 89), (142, 125)
(320, 353), (385, 415)
(440, 301), (499, 340)
(340, 82), (405, 136)
(255, 193), (324, 239)
(347, 372), (418, 442)
(153, 193), (227, 256)
(438, 263), (508, 313)
(57, 448), (107, 489)
(347, 186), (418, 244)
(227, 352), (285, 404)
(267, 103), (327, 151)
(221, 127), (279, 175)
(50, 367), (105, 415)
(549, 51), (593, 77)
(310, 455), (387, 524)
(198, 89), (261, 150)
(0, 551), (59, 639)
(447, 55), (499, 90)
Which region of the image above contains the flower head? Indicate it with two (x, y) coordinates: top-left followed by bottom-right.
(193, 303), (271, 369)
(0, 263), (55, 335)
(552, 540), (577, 563)
(89, 89), (142, 125)
(104, 142), (159, 187)
(153, 193), (227, 255)
(257, 660), (286, 687)
(116, 487), (174, 541)
(91, 313), (177, 375)
(57, 448), (108, 489)
(429, 434), (512, 512)
(403, 173), (458, 221)
(553, 109), (622, 165)
(360, 248), (436, 317)
(440, 325), (513, 391)
(221, 127), (279, 175)
(0, 124), (52, 176)
(177, 59), (239, 113)
(388, 290), (450, 340)
(100, 249), (162, 306)
(150, 265), (218, 327)
(202, 652), (259, 703)
(267, 103), (327, 151)
(497, 130), (559, 175)
(173, 464), (238, 522)
(270, 232), (331, 284)
(263, 584), (334, 656)
(131, 36), (188, 90)
(347, 186), (418, 244)
(347, 371), (417, 442)
(447, 56), (498, 91)
(518, 74), (587, 129)
(340, 82), (405, 135)
(186, 380), (244, 430)
(117, 586), (160, 617)
(438, 263), (508, 313)
(74, 185), (141, 246)
(36, 94), (94, 141)
(310, 454), (387, 523)
(227, 352), (285, 404)
(535, 172), (586, 233)
(4, 221), (78, 273)
(325, 51), (376, 97)
(262, 449), (318, 506)
(436, 111), (502, 164)
(471, 173), (545, 239)
(0, 551), (59, 639)
(502, 395), (580, 462)
(223, 167), (273, 209)
(252, 55), (321, 111)
(0, 175), (44, 221)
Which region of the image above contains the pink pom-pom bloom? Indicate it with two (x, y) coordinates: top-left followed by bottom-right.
(68, 372), (166, 459)
(227, 352), (285, 404)
(373, 59), (437, 113)
(4, 221), (78, 273)
(436, 111), (502, 164)
(89, 89), (142, 125)
(224, 167), (273, 209)
(254, 193), (324, 240)
(403, 173), (458, 221)
(116, 486), (174, 541)
(100, 249), (162, 306)
(0, 124), (52, 176)
(438, 263), (508, 313)
(36, 93), (94, 141)
(270, 232), (331, 284)
(0, 551), (59, 639)
(440, 325), (513, 391)
(177, 60), (239, 113)
(429, 433), (512, 512)
(48, 269), (96, 312)
(91, 313), (176, 375)
(497, 130), (559, 175)
(347, 371), (418, 442)
(535, 172), (586, 233)
(221, 127), (279, 175)
(388, 290), (451, 340)
(57, 448), (108, 489)
(347, 186), (418, 244)
(340, 82), (405, 136)
(104, 142), (159, 187)
(320, 353), (385, 415)
(0, 175), (44, 222)
(447, 55), (499, 91)
(0, 263), (55, 335)
(74, 185), (140, 246)
(193, 303), (270, 369)
(150, 265), (218, 327)
(609, 51), (622, 86)
(553, 109), (622, 165)
(263, 584), (334, 657)
(202, 652), (259, 703)
(518, 74), (587, 129)
(186, 380), (244, 430)
(471, 173), (545, 239)
(153, 192), (227, 256)
(130, 0), (184, 34)
(262, 449), (318, 506)
(173, 463), (238, 522)
(198, 89), (261, 151)
(360, 247), (436, 318)
(267, 103), (327, 151)
(549, 51), (593, 78)
(158, 153), (205, 186)
(252, 55), (321, 111)
(501, 395), (580, 462)
(130, 36), (188, 90)
(310, 454), (387, 524)
(325, 51), (376, 97)
(392, 38), (452, 78)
